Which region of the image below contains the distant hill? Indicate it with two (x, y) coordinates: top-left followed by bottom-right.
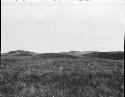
(60, 51), (82, 57)
(1, 50), (81, 60)
(60, 51), (124, 60)
(82, 51), (124, 60)
(1, 50), (38, 56)
(1, 50), (124, 60)
(60, 51), (93, 57)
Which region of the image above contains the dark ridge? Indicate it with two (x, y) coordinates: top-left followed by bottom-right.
(82, 51), (124, 60)
(31, 53), (80, 59)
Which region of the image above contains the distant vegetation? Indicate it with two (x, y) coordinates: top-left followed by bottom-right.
(0, 50), (124, 97)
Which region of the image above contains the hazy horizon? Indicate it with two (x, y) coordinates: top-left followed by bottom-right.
(1, 0), (125, 53)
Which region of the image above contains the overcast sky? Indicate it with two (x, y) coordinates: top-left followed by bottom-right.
(1, 0), (125, 53)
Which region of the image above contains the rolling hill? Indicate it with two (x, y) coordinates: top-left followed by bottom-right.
(1, 50), (38, 56)
(82, 51), (124, 60)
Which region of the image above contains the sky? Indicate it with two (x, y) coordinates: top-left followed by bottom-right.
(1, 0), (125, 53)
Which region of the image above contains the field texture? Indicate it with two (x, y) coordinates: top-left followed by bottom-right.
(0, 51), (124, 97)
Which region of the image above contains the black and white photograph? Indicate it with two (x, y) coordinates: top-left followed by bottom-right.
(1, 0), (124, 97)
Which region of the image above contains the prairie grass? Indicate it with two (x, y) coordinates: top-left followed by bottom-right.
(0, 53), (124, 97)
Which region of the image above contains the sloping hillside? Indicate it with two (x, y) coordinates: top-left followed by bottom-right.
(31, 53), (80, 60)
(82, 51), (124, 60)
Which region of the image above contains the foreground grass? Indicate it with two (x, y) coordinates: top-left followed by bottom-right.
(0, 55), (124, 97)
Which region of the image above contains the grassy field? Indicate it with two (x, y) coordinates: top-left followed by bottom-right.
(0, 51), (124, 97)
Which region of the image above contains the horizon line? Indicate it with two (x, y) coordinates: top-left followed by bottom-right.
(1, 49), (124, 54)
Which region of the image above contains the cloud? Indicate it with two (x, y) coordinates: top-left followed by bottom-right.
(25, 12), (44, 19)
